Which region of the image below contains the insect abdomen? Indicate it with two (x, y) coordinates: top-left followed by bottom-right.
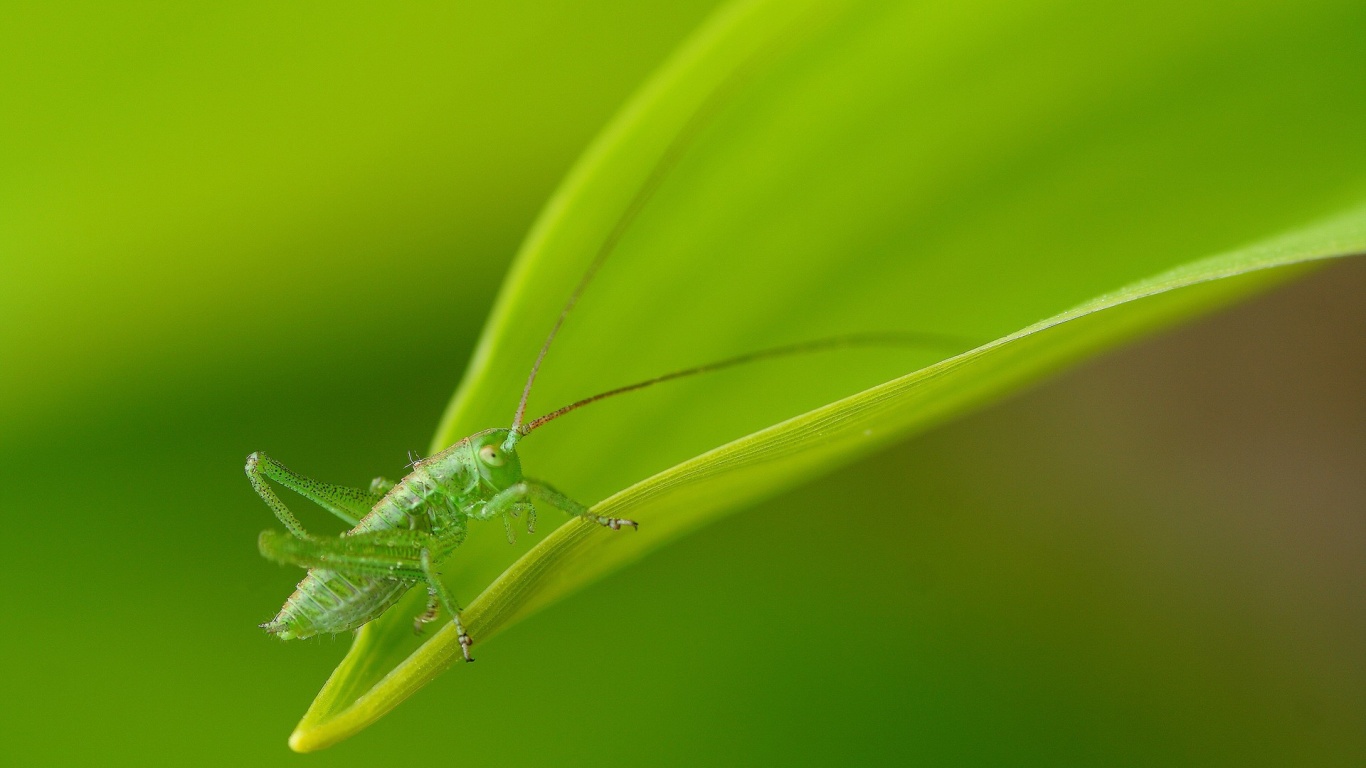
(261, 569), (410, 640)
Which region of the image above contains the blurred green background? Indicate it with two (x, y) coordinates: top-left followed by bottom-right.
(1, 1), (1362, 765)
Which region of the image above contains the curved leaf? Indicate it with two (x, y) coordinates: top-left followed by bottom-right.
(288, 0), (1366, 750)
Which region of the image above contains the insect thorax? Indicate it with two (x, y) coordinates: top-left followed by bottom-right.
(351, 430), (521, 535)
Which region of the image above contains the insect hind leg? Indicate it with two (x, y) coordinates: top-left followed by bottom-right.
(257, 529), (429, 580)
(246, 451), (385, 535)
(246, 452), (312, 537)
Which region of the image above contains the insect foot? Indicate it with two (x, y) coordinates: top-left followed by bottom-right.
(604, 517), (638, 531)
(459, 631), (475, 662)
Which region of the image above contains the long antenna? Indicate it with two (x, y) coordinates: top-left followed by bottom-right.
(504, 32), (783, 452)
(514, 331), (975, 437)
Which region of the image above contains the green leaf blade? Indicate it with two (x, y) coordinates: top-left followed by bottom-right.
(289, 0), (1366, 750)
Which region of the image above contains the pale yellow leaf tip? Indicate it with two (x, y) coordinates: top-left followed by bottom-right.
(288, 728), (315, 753)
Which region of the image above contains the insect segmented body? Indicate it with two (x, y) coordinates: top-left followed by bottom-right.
(249, 428), (634, 660)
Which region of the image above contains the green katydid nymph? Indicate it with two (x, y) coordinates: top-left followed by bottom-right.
(247, 262), (950, 661)
(245, 252), (648, 661)
(245, 37), (967, 659)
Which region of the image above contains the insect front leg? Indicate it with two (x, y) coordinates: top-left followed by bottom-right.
(245, 451), (386, 533)
(494, 499), (537, 541)
(520, 501), (537, 534)
(486, 480), (637, 531)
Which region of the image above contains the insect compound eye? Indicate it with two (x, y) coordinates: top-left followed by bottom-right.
(479, 445), (505, 467)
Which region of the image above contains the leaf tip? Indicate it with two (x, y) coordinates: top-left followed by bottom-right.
(288, 726), (326, 754)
